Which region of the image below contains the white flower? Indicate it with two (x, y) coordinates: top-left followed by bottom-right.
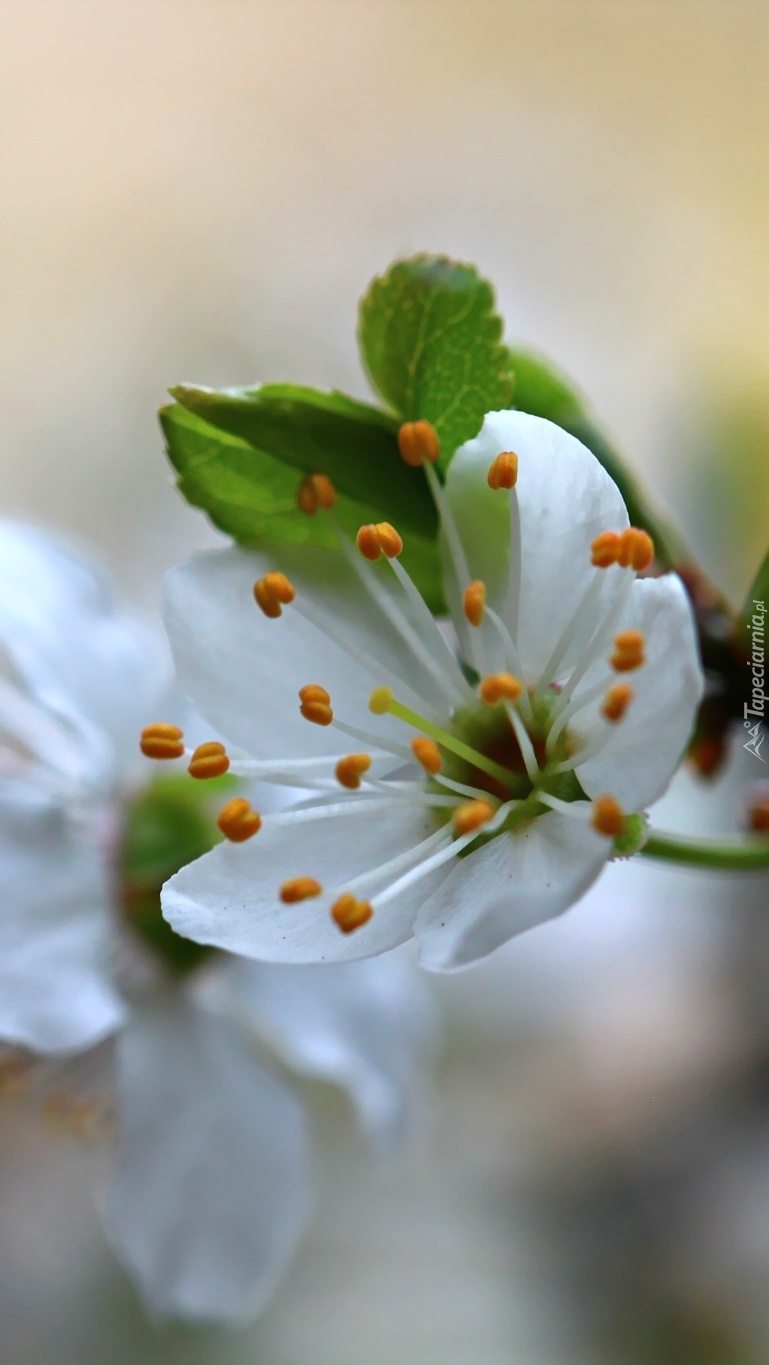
(0, 521), (433, 1324)
(161, 411), (704, 972)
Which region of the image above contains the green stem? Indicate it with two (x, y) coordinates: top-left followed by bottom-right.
(642, 828), (769, 871)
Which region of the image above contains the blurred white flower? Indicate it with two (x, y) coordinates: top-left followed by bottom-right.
(0, 522), (434, 1324)
(161, 412), (703, 971)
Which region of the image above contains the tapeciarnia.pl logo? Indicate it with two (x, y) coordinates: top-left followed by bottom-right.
(745, 598), (766, 761)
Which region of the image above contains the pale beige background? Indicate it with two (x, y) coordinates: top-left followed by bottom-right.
(2, 3), (769, 1361)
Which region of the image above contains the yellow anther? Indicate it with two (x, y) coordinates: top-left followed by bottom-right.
(280, 876), (323, 904)
(356, 521), (404, 562)
(618, 527), (655, 572)
(140, 723), (185, 760)
(601, 683), (634, 723)
(331, 893), (373, 934)
(453, 799), (495, 835)
(411, 737), (442, 774)
(610, 628), (645, 673)
(480, 672), (523, 705)
(397, 419), (441, 468)
(369, 685), (393, 715)
(188, 741), (230, 780)
(591, 531), (622, 568)
(217, 797), (262, 843)
(299, 683), (333, 726)
(297, 473), (336, 514)
(592, 795), (625, 838)
(335, 753), (372, 789)
(487, 450), (518, 490)
(464, 579), (486, 627)
(253, 571), (296, 618)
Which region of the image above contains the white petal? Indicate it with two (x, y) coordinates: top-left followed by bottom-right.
(416, 808), (610, 972)
(0, 792), (125, 1052)
(102, 990), (311, 1325)
(164, 545), (445, 762)
(162, 800), (442, 964)
(449, 412), (630, 679)
(571, 574), (704, 810)
(227, 953), (437, 1144)
(444, 412), (513, 607)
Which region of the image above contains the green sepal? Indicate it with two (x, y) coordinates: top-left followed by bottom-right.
(118, 772), (232, 974)
(161, 398), (445, 613)
(612, 812), (648, 860)
(358, 254), (515, 464)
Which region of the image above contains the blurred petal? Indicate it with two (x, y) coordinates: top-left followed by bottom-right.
(228, 954), (437, 1145)
(0, 791), (125, 1052)
(103, 990), (311, 1325)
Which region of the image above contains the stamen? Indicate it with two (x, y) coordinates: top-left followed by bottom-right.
(453, 799), (495, 834)
(369, 688), (519, 791)
(297, 473), (336, 514)
(188, 741), (230, 779)
(464, 580), (486, 627)
(397, 420), (441, 468)
(505, 701), (541, 784)
(610, 629), (645, 672)
(411, 737), (442, 773)
(618, 528), (654, 571)
(487, 451), (518, 490)
(253, 572), (296, 618)
(280, 876), (323, 903)
(331, 893), (373, 934)
(299, 684), (333, 726)
(483, 606), (535, 724)
(217, 797), (262, 842)
(370, 798), (516, 910)
(140, 723), (184, 760)
(592, 795), (625, 838)
(591, 531), (622, 568)
(549, 569), (636, 716)
(480, 672), (522, 704)
(335, 753), (372, 789)
(356, 522), (404, 561)
(601, 682), (634, 723)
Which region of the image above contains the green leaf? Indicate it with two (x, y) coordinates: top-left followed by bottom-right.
(507, 347), (586, 425)
(161, 400), (445, 612)
(170, 382), (436, 540)
(358, 254), (515, 463)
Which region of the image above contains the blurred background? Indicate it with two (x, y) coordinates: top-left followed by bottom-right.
(1, 2), (769, 1360)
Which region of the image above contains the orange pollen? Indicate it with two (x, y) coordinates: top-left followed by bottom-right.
(217, 797), (262, 843)
(188, 741), (230, 780)
(397, 419), (441, 468)
(610, 628), (645, 672)
(280, 876), (323, 904)
(331, 893), (373, 934)
(480, 672), (523, 705)
(356, 521), (404, 562)
(591, 531), (622, 568)
(601, 683), (634, 723)
(299, 683), (333, 726)
(253, 571), (296, 618)
(748, 798), (769, 835)
(296, 473), (336, 514)
(453, 799), (495, 835)
(592, 795), (625, 838)
(464, 579), (487, 627)
(411, 737), (442, 774)
(618, 527), (655, 571)
(487, 450), (518, 490)
(335, 753), (372, 789)
(140, 722), (185, 760)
